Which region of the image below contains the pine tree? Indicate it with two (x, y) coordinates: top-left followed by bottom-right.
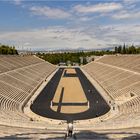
(122, 43), (126, 54)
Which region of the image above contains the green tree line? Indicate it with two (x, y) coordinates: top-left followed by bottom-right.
(37, 50), (114, 65)
(0, 44), (18, 55)
(115, 44), (140, 54)
(37, 45), (140, 65)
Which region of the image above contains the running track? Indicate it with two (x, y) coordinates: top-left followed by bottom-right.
(31, 68), (110, 122)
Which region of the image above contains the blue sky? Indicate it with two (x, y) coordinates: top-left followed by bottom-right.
(0, 0), (140, 50)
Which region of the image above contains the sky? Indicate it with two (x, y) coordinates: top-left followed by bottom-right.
(0, 0), (140, 51)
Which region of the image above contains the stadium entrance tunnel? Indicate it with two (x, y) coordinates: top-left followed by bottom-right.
(31, 68), (110, 122)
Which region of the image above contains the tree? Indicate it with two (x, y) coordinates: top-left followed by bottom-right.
(117, 45), (122, 53)
(115, 47), (118, 53)
(0, 44), (18, 55)
(122, 43), (126, 54)
(128, 45), (136, 54)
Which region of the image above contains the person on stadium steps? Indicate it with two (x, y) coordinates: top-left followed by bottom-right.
(67, 122), (73, 137)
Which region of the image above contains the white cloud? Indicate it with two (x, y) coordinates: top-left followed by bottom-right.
(0, 27), (105, 50)
(13, 0), (22, 5)
(123, 0), (139, 4)
(73, 3), (122, 14)
(78, 17), (92, 22)
(0, 24), (139, 51)
(112, 10), (131, 19)
(101, 24), (140, 44)
(30, 6), (71, 19)
(112, 10), (140, 19)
